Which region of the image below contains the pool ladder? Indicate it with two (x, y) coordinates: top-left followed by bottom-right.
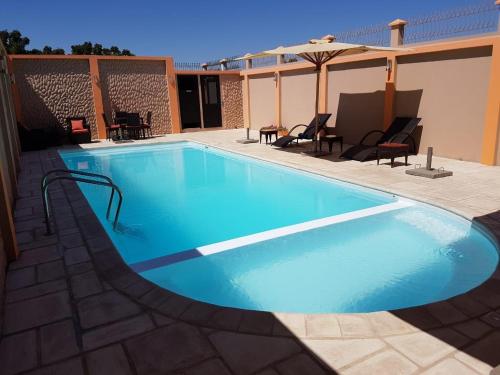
(41, 169), (123, 235)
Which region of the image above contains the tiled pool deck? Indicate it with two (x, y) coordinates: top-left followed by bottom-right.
(2, 129), (500, 375)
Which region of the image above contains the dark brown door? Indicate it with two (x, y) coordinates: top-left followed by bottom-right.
(178, 75), (201, 129)
(200, 75), (222, 128)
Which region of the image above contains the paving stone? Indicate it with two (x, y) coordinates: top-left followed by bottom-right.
(426, 301), (469, 324)
(184, 358), (232, 375)
(210, 331), (301, 375)
(454, 319), (492, 339)
(5, 267), (36, 290)
(455, 352), (493, 375)
(0, 330), (38, 375)
(239, 311), (276, 335)
(463, 331), (500, 367)
(71, 270), (103, 299)
(152, 312), (175, 327)
(37, 260), (65, 282)
(343, 350), (418, 375)
(86, 344), (133, 375)
(449, 295), (490, 317)
(40, 319), (79, 364)
(368, 311), (416, 336)
(386, 330), (457, 367)
(428, 327), (470, 348)
(302, 338), (385, 370)
(337, 314), (374, 337)
(272, 313), (306, 337)
(139, 287), (173, 309)
(3, 291), (72, 334)
(10, 245), (61, 270)
(469, 288), (500, 309)
(26, 358), (85, 375)
(82, 314), (155, 350)
(421, 358), (478, 375)
(209, 309), (242, 331)
(16, 230), (34, 244)
(126, 323), (214, 374)
(77, 290), (142, 329)
(305, 315), (341, 338)
(6, 279), (67, 303)
(67, 261), (94, 275)
(480, 311), (500, 327)
(255, 370), (279, 375)
(392, 307), (442, 330)
(86, 235), (114, 253)
(276, 353), (327, 375)
(180, 302), (220, 324)
(59, 232), (85, 249)
(156, 293), (192, 317)
(64, 246), (91, 266)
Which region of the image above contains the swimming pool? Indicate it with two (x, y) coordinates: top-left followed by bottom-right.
(60, 142), (499, 313)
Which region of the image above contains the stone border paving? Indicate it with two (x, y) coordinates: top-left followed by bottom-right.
(1, 129), (500, 374)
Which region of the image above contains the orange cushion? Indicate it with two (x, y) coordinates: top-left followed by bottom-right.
(72, 129), (89, 134)
(71, 120), (84, 131)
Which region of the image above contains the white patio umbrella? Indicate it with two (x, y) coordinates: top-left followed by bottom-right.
(237, 35), (408, 154)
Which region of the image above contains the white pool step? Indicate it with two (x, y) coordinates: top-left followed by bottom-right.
(198, 199), (414, 256)
(130, 199), (413, 272)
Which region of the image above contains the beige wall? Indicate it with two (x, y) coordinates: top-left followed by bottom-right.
(395, 47), (492, 162)
(281, 69), (316, 127)
(220, 75), (243, 129)
(99, 60), (171, 135)
(327, 59), (387, 145)
(13, 59), (97, 138)
(249, 74), (275, 129)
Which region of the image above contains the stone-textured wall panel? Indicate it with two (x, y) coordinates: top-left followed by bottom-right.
(14, 59), (97, 138)
(99, 60), (170, 135)
(220, 75), (243, 129)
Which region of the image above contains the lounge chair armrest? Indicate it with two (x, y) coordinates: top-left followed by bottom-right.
(360, 130), (385, 145)
(287, 124), (308, 136)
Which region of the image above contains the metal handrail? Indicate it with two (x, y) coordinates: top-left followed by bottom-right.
(41, 169), (123, 234)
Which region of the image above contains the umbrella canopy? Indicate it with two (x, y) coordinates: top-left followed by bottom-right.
(237, 35), (409, 154)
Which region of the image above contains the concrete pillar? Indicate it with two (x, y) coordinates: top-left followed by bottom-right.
(88, 57), (107, 139)
(389, 19), (407, 47)
(219, 58), (228, 71)
(277, 54), (285, 65)
(245, 59), (253, 70)
(480, 38), (500, 165)
(165, 57), (181, 134)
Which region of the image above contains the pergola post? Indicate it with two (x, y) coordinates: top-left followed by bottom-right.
(389, 19), (407, 47)
(245, 59), (253, 70)
(276, 54), (285, 65)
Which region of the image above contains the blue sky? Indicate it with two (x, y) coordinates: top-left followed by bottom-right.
(1, 0), (487, 61)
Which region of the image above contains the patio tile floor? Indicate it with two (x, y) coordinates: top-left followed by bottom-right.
(1, 129), (500, 374)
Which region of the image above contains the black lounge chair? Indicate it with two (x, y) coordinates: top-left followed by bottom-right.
(272, 113), (332, 148)
(340, 117), (421, 162)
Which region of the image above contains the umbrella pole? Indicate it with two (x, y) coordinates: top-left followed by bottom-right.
(313, 65), (321, 154)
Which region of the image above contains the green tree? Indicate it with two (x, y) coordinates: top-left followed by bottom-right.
(0, 29), (30, 54)
(92, 43), (103, 55)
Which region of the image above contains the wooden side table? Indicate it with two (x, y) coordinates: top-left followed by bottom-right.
(259, 129), (278, 144)
(319, 135), (343, 153)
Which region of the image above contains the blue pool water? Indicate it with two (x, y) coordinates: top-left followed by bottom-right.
(60, 142), (499, 313)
